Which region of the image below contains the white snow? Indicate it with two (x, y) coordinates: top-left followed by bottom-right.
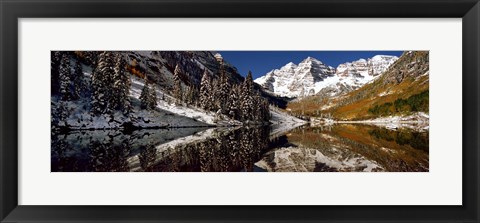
(378, 91), (390, 97)
(130, 76), (241, 126)
(254, 55), (398, 98)
(269, 106), (307, 137)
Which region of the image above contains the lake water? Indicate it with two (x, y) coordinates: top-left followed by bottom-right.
(51, 124), (429, 172)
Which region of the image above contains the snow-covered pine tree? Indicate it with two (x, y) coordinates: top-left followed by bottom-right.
(252, 92), (270, 123)
(72, 59), (85, 100)
(91, 51), (115, 114)
(51, 51), (63, 96)
(111, 52), (131, 114)
(240, 71), (255, 122)
(199, 69), (212, 110)
(184, 86), (194, 106)
(83, 51), (98, 66)
(226, 84), (240, 120)
(58, 54), (73, 101)
(140, 79), (157, 110)
(211, 78), (220, 111)
(140, 79), (150, 109)
(53, 101), (71, 128)
(173, 64), (183, 104)
(217, 68), (231, 114)
(149, 82), (158, 109)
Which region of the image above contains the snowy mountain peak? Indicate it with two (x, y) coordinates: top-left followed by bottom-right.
(300, 56), (324, 65)
(255, 55), (399, 98)
(371, 55), (396, 61)
(280, 62), (297, 71)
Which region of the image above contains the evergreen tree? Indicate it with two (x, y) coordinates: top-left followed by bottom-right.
(216, 68), (231, 114)
(252, 92), (270, 123)
(51, 51), (63, 96)
(211, 78), (220, 111)
(91, 51), (115, 114)
(252, 92), (262, 122)
(226, 85), (240, 120)
(149, 82), (158, 109)
(58, 54), (73, 101)
(72, 59), (85, 100)
(184, 85), (197, 106)
(111, 53), (131, 114)
(140, 79), (157, 110)
(83, 51), (98, 66)
(240, 71), (255, 122)
(140, 80), (150, 109)
(173, 64), (183, 104)
(199, 69), (212, 110)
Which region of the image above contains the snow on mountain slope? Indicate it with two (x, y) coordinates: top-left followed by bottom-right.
(255, 55), (398, 98)
(255, 57), (336, 98)
(130, 76), (242, 126)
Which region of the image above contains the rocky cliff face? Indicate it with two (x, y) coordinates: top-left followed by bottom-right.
(380, 51), (429, 85)
(121, 51), (245, 91)
(336, 55), (398, 79)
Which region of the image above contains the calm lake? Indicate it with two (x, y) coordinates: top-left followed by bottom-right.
(51, 124), (429, 172)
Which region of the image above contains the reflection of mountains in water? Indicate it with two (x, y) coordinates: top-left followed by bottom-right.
(52, 124), (429, 172)
(256, 124), (428, 172)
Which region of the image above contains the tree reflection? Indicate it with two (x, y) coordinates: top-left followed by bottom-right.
(147, 127), (271, 172)
(138, 143), (157, 171)
(89, 137), (131, 172)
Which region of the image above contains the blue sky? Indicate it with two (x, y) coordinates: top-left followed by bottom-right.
(218, 51), (404, 79)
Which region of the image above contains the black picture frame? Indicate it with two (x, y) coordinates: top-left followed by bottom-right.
(1, 0), (479, 222)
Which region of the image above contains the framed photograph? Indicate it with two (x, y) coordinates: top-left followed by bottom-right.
(1, 0), (479, 222)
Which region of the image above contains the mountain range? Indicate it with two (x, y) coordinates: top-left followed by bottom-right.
(287, 51), (429, 120)
(254, 55), (398, 98)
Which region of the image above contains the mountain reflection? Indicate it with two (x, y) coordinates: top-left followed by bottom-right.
(52, 124), (429, 172)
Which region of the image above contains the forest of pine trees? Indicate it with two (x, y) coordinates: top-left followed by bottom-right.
(90, 51), (132, 115)
(52, 51), (271, 130)
(197, 68), (270, 123)
(51, 51), (134, 130)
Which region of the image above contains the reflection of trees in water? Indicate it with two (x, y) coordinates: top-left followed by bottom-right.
(52, 132), (134, 172)
(89, 138), (131, 172)
(148, 127), (270, 172)
(52, 128), (207, 172)
(336, 135), (428, 172)
(138, 143), (157, 171)
(51, 135), (81, 171)
(368, 128), (429, 152)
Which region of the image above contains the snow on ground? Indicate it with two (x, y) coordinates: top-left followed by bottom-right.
(378, 91), (391, 97)
(269, 106), (307, 138)
(52, 97), (213, 130)
(310, 117), (335, 126)
(131, 76), (241, 126)
(270, 106), (306, 125)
